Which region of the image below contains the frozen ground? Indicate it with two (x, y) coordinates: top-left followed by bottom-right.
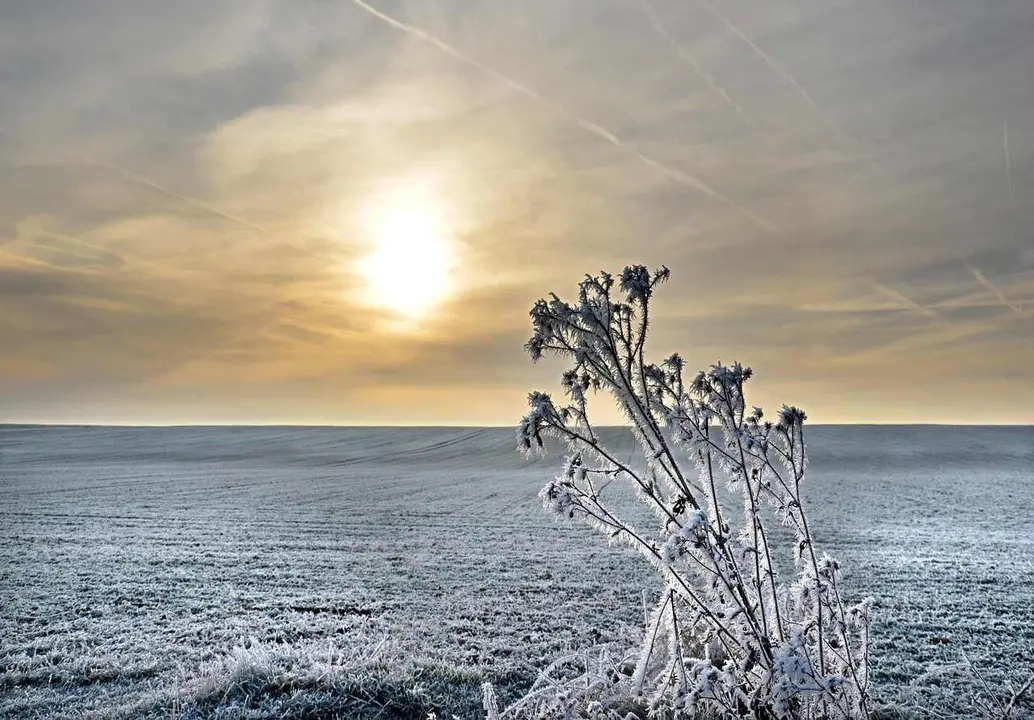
(1, 425), (1032, 718)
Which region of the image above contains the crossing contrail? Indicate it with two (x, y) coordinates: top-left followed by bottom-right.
(872, 281), (949, 324)
(965, 261), (1032, 353)
(694, 0), (825, 116)
(966, 262), (1023, 315)
(0, 214), (127, 268)
(350, 0), (780, 233)
(636, 0), (753, 130)
(694, 0), (870, 160)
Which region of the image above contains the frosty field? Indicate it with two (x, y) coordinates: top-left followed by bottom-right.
(1, 425), (1032, 718)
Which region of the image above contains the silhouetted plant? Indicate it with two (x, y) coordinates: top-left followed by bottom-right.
(487, 265), (873, 719)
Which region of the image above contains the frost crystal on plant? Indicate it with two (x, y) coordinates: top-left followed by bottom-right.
(492, 265), (875, 719)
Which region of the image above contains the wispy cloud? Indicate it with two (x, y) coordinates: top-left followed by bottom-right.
(349, 0), (779, 233)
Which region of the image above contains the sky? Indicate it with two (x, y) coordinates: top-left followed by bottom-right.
(1, 0), (1032, 425)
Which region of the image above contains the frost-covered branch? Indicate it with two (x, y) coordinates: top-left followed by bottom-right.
(489, 265), (874, 720)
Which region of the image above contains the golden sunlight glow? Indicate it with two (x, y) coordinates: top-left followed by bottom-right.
(359, 183), (457, 319)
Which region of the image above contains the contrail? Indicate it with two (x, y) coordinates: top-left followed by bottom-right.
(0, 126), (267, 235)
(35, 229), (123, 264)
(1003, 119), (1015, 203)
(694, 0), (860, 153)
(693, 0), (823, 115)
(350, 0), (779, 233)
(631, 150), (773, 230)
(965, 261), (1032, 353)
(872, 281), (949, 324)
(966, 262), (1023, 315)
(92, 162), (269, 235)
(0, 214), (127, 267)
(0, 247), (60, 271)
(636, 0), (753, 130)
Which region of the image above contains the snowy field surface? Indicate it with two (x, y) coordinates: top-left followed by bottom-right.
(1, 425), (1032, 718)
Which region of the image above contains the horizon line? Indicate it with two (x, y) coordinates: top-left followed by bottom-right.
(2, 421), (1031, 429)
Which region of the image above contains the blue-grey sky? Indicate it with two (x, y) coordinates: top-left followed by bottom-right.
(1, 0), (1032, 424)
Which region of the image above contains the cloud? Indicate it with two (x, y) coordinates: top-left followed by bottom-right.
(2, 0), (1034, 423)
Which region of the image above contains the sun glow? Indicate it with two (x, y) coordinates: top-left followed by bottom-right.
(359, 185), (456, 319)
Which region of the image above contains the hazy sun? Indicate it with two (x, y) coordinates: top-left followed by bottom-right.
(359, 187), (456, 319)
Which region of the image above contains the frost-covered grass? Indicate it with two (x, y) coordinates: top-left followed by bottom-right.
(1, 425), (1032, 717)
